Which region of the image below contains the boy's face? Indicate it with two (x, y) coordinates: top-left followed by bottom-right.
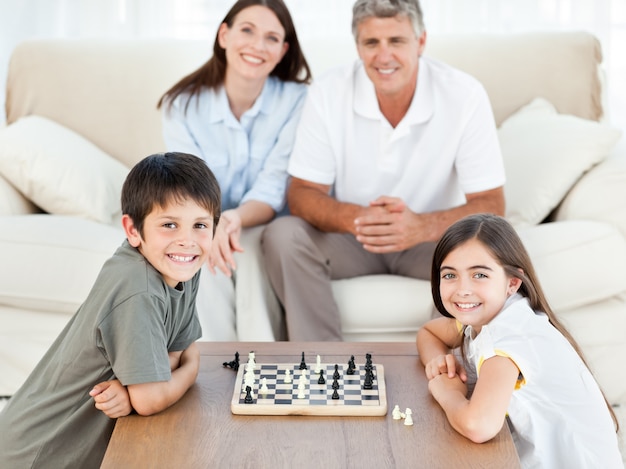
(122, 198), (214, 288)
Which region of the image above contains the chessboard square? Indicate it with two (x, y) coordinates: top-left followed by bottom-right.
(344, 389), (362, 395)
(263, 365), (278, 370)
(343, 385), (362, 392)
(344, 378), (360, 385)
(361, 395), (378, 401)
(256, 397), (276, 404)
(274, 398), (292, 405)
(275, 385), (293, 393)
(362, 399), (380, 406)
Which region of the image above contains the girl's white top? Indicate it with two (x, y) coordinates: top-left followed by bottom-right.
(464, 294), (623, 469)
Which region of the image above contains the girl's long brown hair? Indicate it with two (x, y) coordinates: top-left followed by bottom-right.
(431, 213), (618, 431)
(157, 0), (311, 113)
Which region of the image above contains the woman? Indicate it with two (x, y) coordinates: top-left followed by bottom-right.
(158, 0), (311, 341)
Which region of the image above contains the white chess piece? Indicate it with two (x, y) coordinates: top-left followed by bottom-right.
(260, 377), (269, 396)
(284, 369), (292, 383)
(297, 376), (307, 399)
(392, 404), (402, 420)
(247, 353), (256, 371)
(315, 355), (322, 373)
(403, 408), (413, 426)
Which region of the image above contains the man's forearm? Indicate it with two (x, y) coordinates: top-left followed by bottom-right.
(288, 184), (363, 235)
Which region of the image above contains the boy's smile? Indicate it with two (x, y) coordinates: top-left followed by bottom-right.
(123, 199), (214, 288)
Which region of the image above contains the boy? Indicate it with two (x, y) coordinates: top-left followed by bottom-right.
(0, 152), (221, 468)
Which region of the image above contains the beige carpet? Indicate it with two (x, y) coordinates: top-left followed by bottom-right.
(0, 398), (624, 464)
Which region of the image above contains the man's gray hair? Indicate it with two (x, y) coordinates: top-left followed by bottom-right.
(352, 0), (425, 39)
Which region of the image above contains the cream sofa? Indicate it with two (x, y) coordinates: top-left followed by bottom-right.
(1, 33), (625, 405)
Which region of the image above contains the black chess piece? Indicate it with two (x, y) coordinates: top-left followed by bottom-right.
(333, 364), (340, 380)
(363, 371), (373, 390)
(223, 351), (240, 371)
(318, 369), (326, 385)
(332, 389), (340, 400)
(365, 353), (372, 367)
(346, 356), (356, 375)
(244, 385), (253, 403)
(299, 352), (308, 370)
(332, 379), (339, 390)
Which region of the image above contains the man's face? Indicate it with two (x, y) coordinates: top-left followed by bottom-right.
(356, 15), (426, 101)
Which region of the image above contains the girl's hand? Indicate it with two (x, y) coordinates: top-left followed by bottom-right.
(90, 379), (132, 418)
(424, 353), (468, 382)
(428, 372), (468, 398)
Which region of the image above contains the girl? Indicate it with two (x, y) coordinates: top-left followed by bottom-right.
(417, 213), (622, 468)
(158, 0), (311, 341)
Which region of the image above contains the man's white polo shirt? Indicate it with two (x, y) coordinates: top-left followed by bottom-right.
(288, 56), (505, 213)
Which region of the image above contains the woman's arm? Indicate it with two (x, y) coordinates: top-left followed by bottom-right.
(126, 343), (200, 416)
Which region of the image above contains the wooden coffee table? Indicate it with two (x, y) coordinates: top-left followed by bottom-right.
(101, 342), (520, 468)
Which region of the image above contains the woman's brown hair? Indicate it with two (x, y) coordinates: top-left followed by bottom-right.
(157, 0), (311, 113)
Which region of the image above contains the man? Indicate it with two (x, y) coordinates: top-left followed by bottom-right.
(262, 0), (505, 341)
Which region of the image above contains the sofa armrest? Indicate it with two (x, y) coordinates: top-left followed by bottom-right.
(554, 148), (626, 237)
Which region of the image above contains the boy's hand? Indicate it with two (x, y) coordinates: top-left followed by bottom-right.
(424, 353), (468, 382)
(90, 379), (132, 418)
(169, 350), (183, 371)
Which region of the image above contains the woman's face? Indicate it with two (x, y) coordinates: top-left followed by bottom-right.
(218, 5), (289, 84)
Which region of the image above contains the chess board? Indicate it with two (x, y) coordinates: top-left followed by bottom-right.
(230, 362), (387, 416)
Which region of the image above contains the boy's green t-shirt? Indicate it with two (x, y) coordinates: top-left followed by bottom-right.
(0, 240), (202, 468)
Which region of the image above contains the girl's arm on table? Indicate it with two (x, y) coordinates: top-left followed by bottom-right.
(429, 355), (519, 443)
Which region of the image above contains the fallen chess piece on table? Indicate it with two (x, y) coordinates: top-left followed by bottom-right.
(403, 408), (413, 426)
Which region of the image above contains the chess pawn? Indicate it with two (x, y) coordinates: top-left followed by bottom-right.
(260, 377), (269, 396)
(284, 369), (292, 383)
(392, 404), (402, 420)
(404, 408), (413, 426)
(314, 354), (321, 373)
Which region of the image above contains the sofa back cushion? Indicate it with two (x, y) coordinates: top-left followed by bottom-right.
(5, 32), (602, 169)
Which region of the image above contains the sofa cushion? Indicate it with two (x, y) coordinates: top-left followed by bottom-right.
(0, 174), (38, 215)
(517, 220), (626, 311)
(499, 98), (621, 227)
(554, 154), (626, 238)
(332, 275), (433, 338)
(0, 215), (125, 314)
(0, 116), (129, 225)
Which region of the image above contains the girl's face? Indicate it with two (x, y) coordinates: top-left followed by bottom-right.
(218, 5), (289, 84)
(438, 238), (521, 333)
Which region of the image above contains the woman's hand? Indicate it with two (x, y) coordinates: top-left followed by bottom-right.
(208, 209), (244, 276)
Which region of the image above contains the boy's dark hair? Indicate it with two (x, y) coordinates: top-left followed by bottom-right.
(121, 152), (221, 237)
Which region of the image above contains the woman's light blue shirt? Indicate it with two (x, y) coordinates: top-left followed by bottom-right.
(162, 76), (307, 213)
